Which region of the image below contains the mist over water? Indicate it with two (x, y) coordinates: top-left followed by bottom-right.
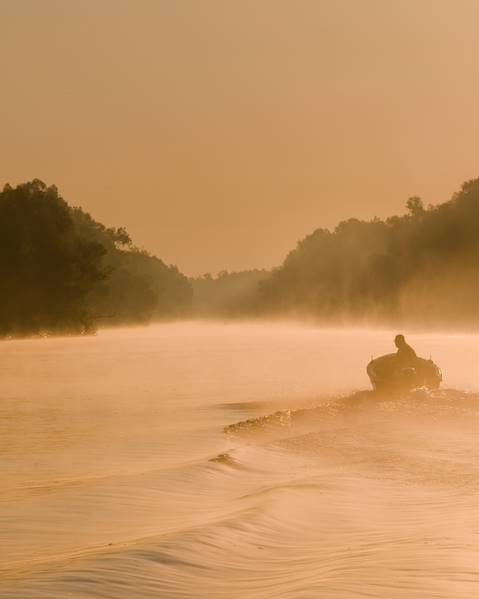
(1, 323), (479, 598)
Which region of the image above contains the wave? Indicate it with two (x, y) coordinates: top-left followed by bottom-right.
(3, 388), (479, 598)
(224, 388), (479, 439)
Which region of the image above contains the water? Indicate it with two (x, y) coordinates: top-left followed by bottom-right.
(1, 323), (479, 597)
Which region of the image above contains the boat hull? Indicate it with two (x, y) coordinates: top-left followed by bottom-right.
(367, 353), (442, 392)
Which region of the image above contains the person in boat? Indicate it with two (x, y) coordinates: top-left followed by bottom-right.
(394, 334), (417, 367)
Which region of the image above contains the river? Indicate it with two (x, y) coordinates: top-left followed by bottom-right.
(1, 323), (478, 598)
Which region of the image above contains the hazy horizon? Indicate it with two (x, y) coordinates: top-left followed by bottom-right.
(2, 0), (479, 275)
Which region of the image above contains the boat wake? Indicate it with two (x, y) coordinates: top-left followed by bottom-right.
(224, 387), (479, 441)
(4, 387), (479, 598)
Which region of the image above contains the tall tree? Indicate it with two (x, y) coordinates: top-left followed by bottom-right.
(0, 180), (105, 335)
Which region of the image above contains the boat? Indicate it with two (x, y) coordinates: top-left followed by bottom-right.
(367, 353), (442, 392)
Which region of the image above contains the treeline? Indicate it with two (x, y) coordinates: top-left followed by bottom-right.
(259, 178), (479, 325)
(0, 180), (191, 336)
(191, 270), (270, 317)
(194, 177), (479, 326)
(4, 177), (479, 334)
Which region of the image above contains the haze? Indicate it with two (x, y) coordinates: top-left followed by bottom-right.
(2, 0), (479, 275)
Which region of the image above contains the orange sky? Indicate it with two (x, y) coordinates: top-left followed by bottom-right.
(2, 0), (479, 275)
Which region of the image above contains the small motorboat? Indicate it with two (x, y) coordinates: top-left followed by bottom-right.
(367, 353), (442, 392)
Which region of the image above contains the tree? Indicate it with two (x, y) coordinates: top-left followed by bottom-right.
(0, 179), (193, 336)
(406, 196), (425, 217)
(0, 180), (106, 335)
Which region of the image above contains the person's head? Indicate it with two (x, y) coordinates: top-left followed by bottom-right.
(395, 334), (406, 348)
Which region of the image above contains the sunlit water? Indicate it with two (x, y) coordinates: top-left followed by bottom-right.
(1, 323), (479, 598)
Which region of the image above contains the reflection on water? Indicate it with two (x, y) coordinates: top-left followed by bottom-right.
(1, 323), (479, 597)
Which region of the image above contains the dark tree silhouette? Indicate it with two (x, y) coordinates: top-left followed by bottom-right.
(195, 177), (479, 327)
(0, 180), (105, 335)
(255, 177), (479, 325)
(0, 180), (192, 336)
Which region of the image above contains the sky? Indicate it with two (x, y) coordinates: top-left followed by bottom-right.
(1, 0), (479, 275)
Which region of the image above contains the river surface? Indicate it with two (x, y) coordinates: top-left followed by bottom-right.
(1, 322), (479, 598)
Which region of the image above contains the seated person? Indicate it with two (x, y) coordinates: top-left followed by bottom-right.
(394, 334), (417, 367)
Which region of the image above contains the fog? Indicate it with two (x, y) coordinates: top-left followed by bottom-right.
(1, 323), (479, 598)
(3, 2), (479, 597)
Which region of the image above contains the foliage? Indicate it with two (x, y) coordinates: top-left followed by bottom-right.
(0, 180), (105, 335)
(254, 178), (479, 325)
(5, 176), (479, 332)
(0, 180), (192, 336)
(70, 208), (192, 324)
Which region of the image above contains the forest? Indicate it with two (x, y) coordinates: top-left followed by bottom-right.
(0, 180), (191, 336)
(2, 176), (479, 336)
(194, 177), (479, 327)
